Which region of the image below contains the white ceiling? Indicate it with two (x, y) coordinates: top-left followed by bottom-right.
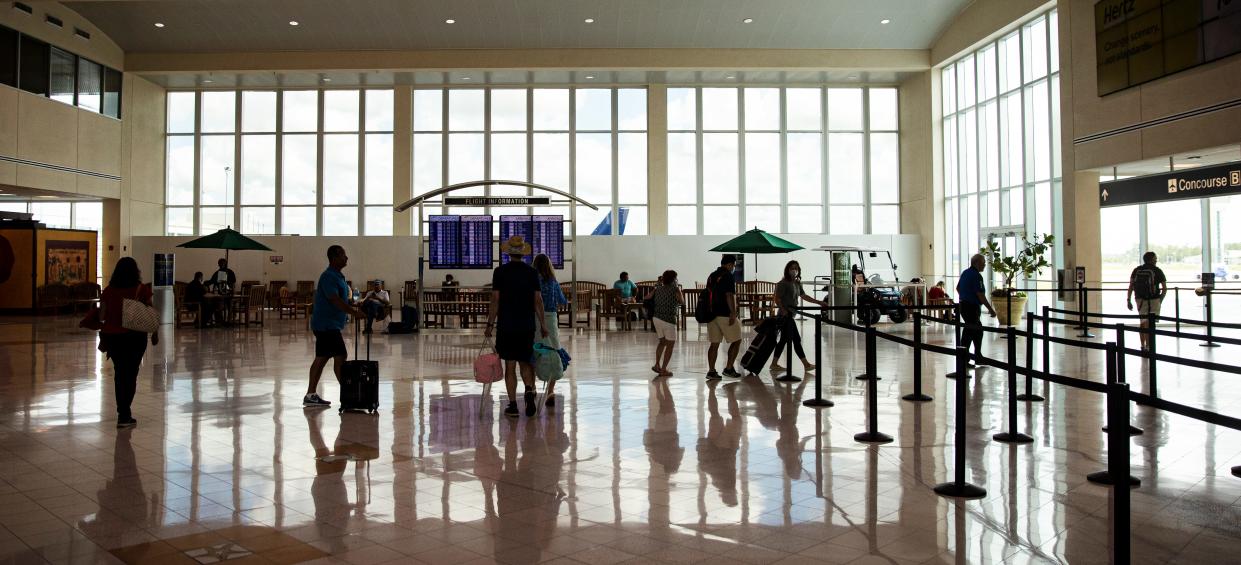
(64, 0), (970, 52)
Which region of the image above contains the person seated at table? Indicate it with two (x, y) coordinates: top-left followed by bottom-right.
(851, 264), (867, 287)
(900, 278), (923, 306)
(185, 272), (208, 327)
(357, 280), (390, 334)
(927, 280), (953, 319)
(613, 272), (638, 303)
(207, 258), (237, 294)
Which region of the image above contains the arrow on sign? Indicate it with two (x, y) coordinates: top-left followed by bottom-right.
(1101, 188), (1109, 202)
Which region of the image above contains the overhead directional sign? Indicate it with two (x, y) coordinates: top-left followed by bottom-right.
(1099, 162), (1241, 208)
(444, 196), (550, 206)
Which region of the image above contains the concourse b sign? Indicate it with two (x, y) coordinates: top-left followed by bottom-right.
(1100, 162), (1241, 208)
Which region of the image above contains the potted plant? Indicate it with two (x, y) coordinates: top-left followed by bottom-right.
(979, 233), (1055, 326)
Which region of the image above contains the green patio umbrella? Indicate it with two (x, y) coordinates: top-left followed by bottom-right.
(176, 226), (272, 263)
(709, 228), (804, 276)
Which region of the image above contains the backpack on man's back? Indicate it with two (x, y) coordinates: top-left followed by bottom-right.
(1132, 266), (1160, 300)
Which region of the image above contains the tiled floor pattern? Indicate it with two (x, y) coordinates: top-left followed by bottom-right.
(0, 315), (1238, 564)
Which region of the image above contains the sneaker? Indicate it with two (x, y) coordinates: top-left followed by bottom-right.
(771, 363), (786, 372)
(545, 395), (556, 408)
(721, 367), (741, 378)
(524, 389), (537, 417)
(116, 418), (137, 429)
(802, 362), (816, 371)
(303, 394), (331, 407)
(504, 401), (520, 418)
(706, 370), (722, 380)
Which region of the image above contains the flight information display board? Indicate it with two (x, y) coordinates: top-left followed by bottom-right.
(428, 215), (494, 269)
(499, 215), (564, 268)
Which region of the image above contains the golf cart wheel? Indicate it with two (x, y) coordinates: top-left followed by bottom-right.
(888, 309), (908, 324)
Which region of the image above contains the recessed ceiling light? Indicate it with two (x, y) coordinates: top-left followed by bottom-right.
(585, 75), (595, 79)
(322, 77), (331, 82)
(725, 75), (735, 79)
(154, 22), (165, 28)
(847, 75), (858, 79)
(288, 20), (299, 26)
(461, 76), (471, 80)
(880, 19), (891, 24)
(584, 18), (595, 23)
(445, 18), (455, 24)
(202, 79), (213, 84)
(742, 18), (753, 23)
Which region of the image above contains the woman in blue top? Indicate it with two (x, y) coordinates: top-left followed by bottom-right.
(533, 254), (567, 406)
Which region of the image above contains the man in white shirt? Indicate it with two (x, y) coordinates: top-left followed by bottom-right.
(358, 280), (390, 334)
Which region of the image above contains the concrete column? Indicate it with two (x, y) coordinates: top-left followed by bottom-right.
(393, 85), (413, 236)
(647, 84), (668, 235)
(899, 70), (936, 277)
(1071, 170), (1102, 310)
(102, 198), (121, 281)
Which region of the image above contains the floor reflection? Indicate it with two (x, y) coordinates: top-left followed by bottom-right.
(0, 316), (1237, 564)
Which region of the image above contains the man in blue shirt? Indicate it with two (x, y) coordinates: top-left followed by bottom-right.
(956, 253), (997, 367)
(613, 272), (637, 302)
(305, 245), (365, 407)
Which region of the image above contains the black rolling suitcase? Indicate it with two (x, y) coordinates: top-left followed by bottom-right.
(339, 320), (379, 413)
(740, 317), (782, 375)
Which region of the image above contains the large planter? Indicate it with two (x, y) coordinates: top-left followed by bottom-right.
(991, 293), (1027, 326)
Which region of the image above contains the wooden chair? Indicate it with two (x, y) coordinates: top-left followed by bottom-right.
(37, 284), (70, 315)
(570, 281), (605, 328)
(595, 289), (632, 331)
(294, 280), (315, 317)
(267, 280), (286, 309)
(232, 285), (266, 326)
(746, 280), (778, 321)
(173, 282), (200, 328)
(240, 280), (260, 291)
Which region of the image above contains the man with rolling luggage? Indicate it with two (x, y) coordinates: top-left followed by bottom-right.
(304, 245), (365, 408)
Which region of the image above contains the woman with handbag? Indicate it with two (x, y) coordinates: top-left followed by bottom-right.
(99, 257), (159, 428)
(532, 254), (567, 408)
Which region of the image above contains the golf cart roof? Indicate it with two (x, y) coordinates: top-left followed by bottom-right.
(814, 246), (890, 254)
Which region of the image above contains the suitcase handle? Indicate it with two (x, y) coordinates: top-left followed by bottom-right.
(354, 317), (371, 361)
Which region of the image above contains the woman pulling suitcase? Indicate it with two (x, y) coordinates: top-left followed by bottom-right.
(771, 260), (827, 375)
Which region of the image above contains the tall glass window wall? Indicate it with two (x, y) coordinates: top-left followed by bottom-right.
(942, 9), (1061, 302)
(412, 88), (647, 236)
(667, 86), (899, 235)
(1099, 147), (1241, 316)
(165, 89), (395, 236)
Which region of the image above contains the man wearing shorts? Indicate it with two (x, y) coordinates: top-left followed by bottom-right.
(305, 245), (365, 407)
(485, 236), (548, 418)
(705, 255), (742, 379)
(1127, 251), (1167, 351)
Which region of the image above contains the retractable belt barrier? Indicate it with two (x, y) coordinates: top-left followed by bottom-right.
(787, 298), (1241, 565)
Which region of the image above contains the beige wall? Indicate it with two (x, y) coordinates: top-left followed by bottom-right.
(0, 2), (124, 70)
(109, 74), (167, 278)
(898, 71), (936, 274)
(0, 84), (122, 196)
(1066, 0), (1241, 170)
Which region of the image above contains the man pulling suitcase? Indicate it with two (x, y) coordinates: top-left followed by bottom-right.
(305, 245), (366, 409)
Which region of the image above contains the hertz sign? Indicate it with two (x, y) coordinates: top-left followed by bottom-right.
(1095, 0), (1241, 96)
(1099, 162), (1241, 207)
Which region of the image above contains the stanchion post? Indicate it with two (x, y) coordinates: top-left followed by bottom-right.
(903, 312), (933, 402)
(994, 326), (1033, 444)
(1077, 284), (1096, 338)
(946, 305), (970, 380)
(1108, 381), (1133, 565)
(776, 316), (802, 383)
(1146, 312), (1158, 401)
(1103, 331), (1143, 436)
(934, 346), (987, 499)
(1200, 290), (1219, 348)
(1017, 314), (1043, 402)
(1174, 287), (1181, 334)
(1088, 346), (1141, 488)
(803, 314), (833, 408)
(854, 328), (892, 444)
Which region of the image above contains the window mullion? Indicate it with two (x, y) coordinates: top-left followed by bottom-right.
(193, 91), (202, 234)
(737, 87), (745, 234)
(696, 88), (704, 235)
(275, 91), (283, 234)
(862, 88), (873, 234)
(611, 88), (619, 236)
(821, 86), (830, 234)
(233, 90), (241, 230)
(316, 89), (325, 235)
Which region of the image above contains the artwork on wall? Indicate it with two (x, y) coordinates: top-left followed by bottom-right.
(45, 240), (90, 285)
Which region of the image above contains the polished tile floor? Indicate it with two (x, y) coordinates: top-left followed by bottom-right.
(0, 314), (1238, 564)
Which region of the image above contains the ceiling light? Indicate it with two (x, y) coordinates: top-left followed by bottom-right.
(743, 18), (754, 23)
(461, 76), (471, 80)
(880, 19), (891, 24)
(322, 78), (331, 82)
(154, 22), (165, 28)
(288, 20), (299, 26)
(725, 75), (735, 79)
(202, 79), (213, 84)
(445, 18), (455, 24)
(585, 75), (595, 79)
(584, 18), (595, 23)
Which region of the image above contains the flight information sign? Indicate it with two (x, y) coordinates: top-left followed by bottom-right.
(428, 215), (494, 269)
(427, 216), (461, 269)
(499, 215), (564, 268)
(460, 216), (494, 268)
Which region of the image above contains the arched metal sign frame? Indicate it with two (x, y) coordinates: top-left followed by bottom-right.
(392, 179), (599, 330)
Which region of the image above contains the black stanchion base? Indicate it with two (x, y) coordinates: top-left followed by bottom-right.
(1015, 393), (1045, 402)
(1232, 466), (1240, 478)
(1199, 342), (1221, 348)
(993, 432), (1034, 444)
(1077, 332), (1096, 338)
(945, 371), (972, 380)
(855, 373), (876, 381)
(902, 393), (933, 402)
(1101, 425), (1144, 436)
(933, 482), (987, 499)
(854, 431), (894, 444)
(1086, 471), (1141, 487)
(802, 398), (834, 408)
(775, 374), (803, 383)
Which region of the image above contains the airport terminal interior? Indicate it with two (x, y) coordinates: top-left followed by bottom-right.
(1, 1), (1240, 563)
